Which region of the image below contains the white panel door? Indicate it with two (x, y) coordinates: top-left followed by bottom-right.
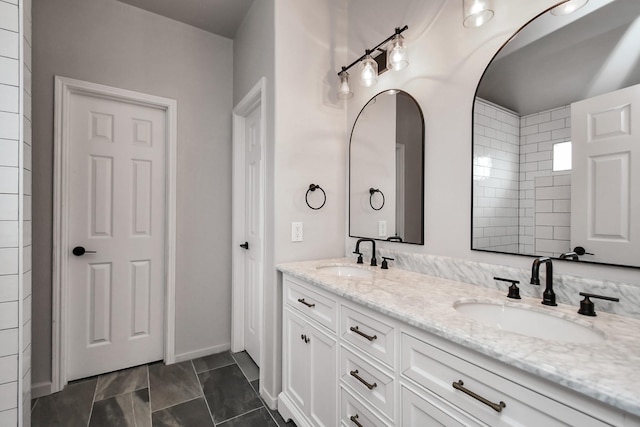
(67, 92), (165, 380)
(571, 84), (640, 265)
(307, 323), (337, 427)
(243, 104), (263, 365)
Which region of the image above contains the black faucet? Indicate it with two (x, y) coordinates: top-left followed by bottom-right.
(559, 252), (579, 261)
(354, 238), (377, 266)
(530, 257), (557, 306)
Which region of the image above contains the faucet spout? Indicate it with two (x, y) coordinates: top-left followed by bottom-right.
(530, 257), (556, 306)
(354, 238), (377, 267)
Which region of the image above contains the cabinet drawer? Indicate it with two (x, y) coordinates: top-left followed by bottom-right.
(341, 304), (395, 369)
(340, 387), (391, 427)
(284, 276), (337, 331)
(401, 333), (611, 427)
(401, 384), (485, 427)
(340, 346), (395, 420)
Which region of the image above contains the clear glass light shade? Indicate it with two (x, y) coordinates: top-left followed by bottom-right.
(360, 55), (378, 87)
(550, 0), (588, 16)
(337, 71), (353, 99)
(387, 34), (409, 71)
(463, 0), (494, 28)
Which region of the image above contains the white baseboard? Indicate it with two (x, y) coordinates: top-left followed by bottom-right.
(173, 342), (231, 364)
(31, 381), (52, 399)
(261, 387), (278, 410)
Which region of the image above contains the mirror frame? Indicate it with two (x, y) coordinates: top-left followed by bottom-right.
(470, 2), (640, 269)
(349, 89), (425, 245)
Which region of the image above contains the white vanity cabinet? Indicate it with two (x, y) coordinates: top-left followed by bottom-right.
(279, 273), (640, 427)
(279, 276), (338, 427)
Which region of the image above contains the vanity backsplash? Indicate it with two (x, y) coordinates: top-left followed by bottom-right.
(347, 245), (640, 320)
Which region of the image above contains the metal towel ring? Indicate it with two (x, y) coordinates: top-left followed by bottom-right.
(369, 188), (385, 211)
(306, 184), (326, 210)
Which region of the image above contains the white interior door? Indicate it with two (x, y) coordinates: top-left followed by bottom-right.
(571, 83), (640, 265)
(67, 92), (165, 380)
(242, 104), (263, 365)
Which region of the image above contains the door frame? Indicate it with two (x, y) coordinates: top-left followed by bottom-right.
(231, 78), (266, 362)
(51, 76), (177, 392)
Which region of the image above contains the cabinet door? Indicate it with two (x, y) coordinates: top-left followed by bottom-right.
(283, 309), (309, 411)
(308, 323), (337, 427)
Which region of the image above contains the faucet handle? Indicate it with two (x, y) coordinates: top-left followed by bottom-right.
(381, 257), (394, 270)
(578, 292), (620, 316)
(352, 251), (363, 264)
(494, 277), (521, 299)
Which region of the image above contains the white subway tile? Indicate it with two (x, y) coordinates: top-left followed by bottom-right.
(0, 112), (18, 139)
(22, 294), (30, 325)
(526, 131), (551, 144)
(553, 199), (571, 213)
(0, 221), (18, 247)
(0, 139), (17, 167)
(526, 151), (551, 163)
(23, 64), (30, 96)
(22, 318), (29, 350)
(23, 169), (31, 196)
(23, 220), (30, 246)
(0, 328), (17, 357)
(536, 185), (571, 200)
(0, 407), (17, 425)
(0, 166), (18, 194)
(554, 226), (571, 240)
(526, 112), (551, 126)
(23, 271), (31, 299)
(0, 56), (17, 86)
(535, 238), (570, 253)
(0, 301), (17, 330)
(0, 29), (19, 59)
(23, 244), (31, 273)
(552, 128), (571, 139)
(539, 119), (566, 132)
(0, 355), (17, 384)
(23, 118), (31, 145)
(0, 84), (18, 113)
(23, 14), (31, 45)
(23, 91), (31, 121)
(536, 200), (553, 213)
(23, 195), (31, 220)
(521, 124), (538, 136)
(536, 212), (571, 227)
(0, 2), (18, 32)
(23, 142), (31, 171)
(0, 248), (18, 274)
(0, 275), (17, 302)
(0, 381), (17, 411)
(553, 174), (571, 186)
(22, 343), (30, 378)
(551, 107), (570, 120)
(534, 175), (553, 187)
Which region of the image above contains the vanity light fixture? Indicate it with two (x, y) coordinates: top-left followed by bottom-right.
(463, 0), (494, 28)
(336, 26), (409, 99)
(550, 0), (588, 16)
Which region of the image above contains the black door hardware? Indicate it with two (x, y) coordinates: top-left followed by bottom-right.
(72, 246), (96, 256)
(349, 414), (363, 427)
(239, 242), (249, 250)
(349, 370), (377, 390)
(452, 380), (506, 412)
(573, 246), (594, 256)
(297, 298), (315, 308)
(350, 326), (377, 341)
(300, 334), (310, 343)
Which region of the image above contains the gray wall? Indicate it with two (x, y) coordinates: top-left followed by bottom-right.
(32, 0), (234, 388)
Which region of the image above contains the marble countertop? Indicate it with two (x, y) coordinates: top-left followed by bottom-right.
(277, 258), (640, 417)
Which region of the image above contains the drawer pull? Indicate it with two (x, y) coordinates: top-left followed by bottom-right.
(349, 414), (363, 427)
(350, 326), (377, 342)
(452, 380), (506, 413)
(350, 370), (377, 390)
(297, 298), (315, 308)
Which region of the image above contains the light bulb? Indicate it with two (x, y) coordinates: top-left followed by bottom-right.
(360, 54), (378, 87)
(337, 71), (353, 99)
(550, 0), (588, 16)
(463, 0), (494, 28)
(387, 34), (408, 71)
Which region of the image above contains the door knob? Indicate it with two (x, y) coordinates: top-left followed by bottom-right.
(239, 242), (249, 250)
(573, 246), (594, 256)
(72, 246), (96, 256)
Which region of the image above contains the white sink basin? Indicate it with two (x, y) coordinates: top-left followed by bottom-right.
(316, 265), (374, 278)
(454, 302), (605, 343)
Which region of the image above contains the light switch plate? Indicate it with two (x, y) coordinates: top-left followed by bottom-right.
(378, 220), (387, 237)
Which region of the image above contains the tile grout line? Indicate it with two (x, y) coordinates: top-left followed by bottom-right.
(86, 376), (99, 427)
(192, 359), (217, 426)
(232, 351), (282, 426)
(217, 406), (264, 426)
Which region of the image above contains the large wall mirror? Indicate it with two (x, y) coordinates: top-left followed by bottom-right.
(472, 0), (640, 267)
(350, 90), (424, 244)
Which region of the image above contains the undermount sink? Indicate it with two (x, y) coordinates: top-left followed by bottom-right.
(454, 301), (606, 343)
(316, 265), (374, 278)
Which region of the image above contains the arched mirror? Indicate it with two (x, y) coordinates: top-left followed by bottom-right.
(471, 0), (640, 267)
(350, 90), (424, 245)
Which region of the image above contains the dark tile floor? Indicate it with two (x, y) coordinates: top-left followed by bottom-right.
(31, 351), (295, 427)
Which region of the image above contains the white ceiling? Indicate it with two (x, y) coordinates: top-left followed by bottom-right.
(116, 0), (255, 39)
